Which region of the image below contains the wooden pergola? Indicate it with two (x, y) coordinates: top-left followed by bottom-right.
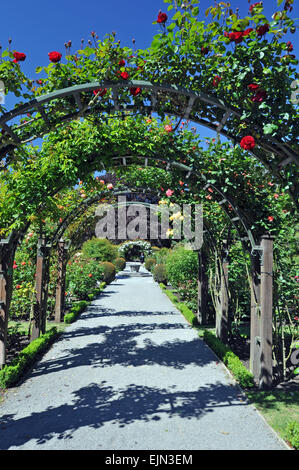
(0, 81), (298, 390)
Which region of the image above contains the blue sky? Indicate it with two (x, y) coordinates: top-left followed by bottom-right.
(0, 0), (297, 145)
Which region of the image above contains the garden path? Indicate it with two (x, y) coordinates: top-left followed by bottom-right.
(0, 264), (288, 450)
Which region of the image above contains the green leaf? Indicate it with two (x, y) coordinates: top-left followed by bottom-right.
(192, 6), (199, 16)
(151, 38), (161, 50)
(172, 11), (182, 21)
(263, 123), (279, 135)
(167, 23), (176, 31)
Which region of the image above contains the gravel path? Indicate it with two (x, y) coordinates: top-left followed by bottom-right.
(0, 264), (288, 450)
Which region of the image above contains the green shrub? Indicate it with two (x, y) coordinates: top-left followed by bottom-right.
(203, 330), (255, 389)
(114, 257), (126, 271)
(100, 261), (116, 284)
(154, 247), (169, 264)
(165, 248), (198, 310)
(64, 300), (88, 324)
(145, 257), (156, 272)
(66, 258), (104, 300)
(153, 264), (167, 284)
(64, 283), (106, 323)
(166, 247), (198, 286)
(82, 237), (118, 262)
(0, 327), (59, 389)
(285, 421), (299, 449)
(159, 283), (198, 327)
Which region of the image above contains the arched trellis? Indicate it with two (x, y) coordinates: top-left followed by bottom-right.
(0, 79), (291, 389)
(50, 187), (220, 325)
(18, 174), (266, 387)
(0, 81), (298, 207)
(0, 151), (275, 387)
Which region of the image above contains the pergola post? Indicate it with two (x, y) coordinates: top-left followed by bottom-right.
(216, 240), (229, 344)
(31, 237), (47, 341)
(197, 247), (208, 325)
(54, 239), (67, 323)
(250, 251), (261, 384)
(40, 243), (51, 334)
(0, 236), (16, 368)
(259, 234), (274, 389)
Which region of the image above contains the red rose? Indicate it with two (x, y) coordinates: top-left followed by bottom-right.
(256, 24), (269, 37)
(119, 71), (129, 80)
(201, 46), (209, 55)
(243, 28), (254, 37)
(164, 124), (173, 132)
(48, 51), (62, 63)
(286, 41), (294, 52)
(13, 51), (26, 63)
(93, 88), (107, 97)
(118, 59), (125, 67)
(267, 216), (274, 222)
(213, 75), (221, 87)
(157, 12), (167, 23)
(130, 87), (141, 96)
(248, 83), (260, 91)
(229, 32), (243, 44)
(251, 89), (267, 102)
(240, 136), (255, 150)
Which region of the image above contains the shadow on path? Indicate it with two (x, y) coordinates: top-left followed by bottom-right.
(28, 321), (217, 380)
(0, 381), (245, 449)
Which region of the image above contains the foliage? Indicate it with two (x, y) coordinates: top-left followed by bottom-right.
(0, 327), (59, 389)
(114, 257), (126, 271)
(203, 330), (255, 389)
(160, 283), (199, 327)
(66, 255), (105, 300)
(99, 261), (116, 284)
(82, 237), (118, 262)
(64, 301), (89, 324)
(165, 247), (198, 310)
(153, 247), (170, 265)
(118, 239), (152, 260)
(145, 257), (157, 272)
(153, 263), (168, 284)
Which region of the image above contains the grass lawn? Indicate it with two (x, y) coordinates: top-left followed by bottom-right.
(245, 389), (299, 448)
(8, 320), (67, 335)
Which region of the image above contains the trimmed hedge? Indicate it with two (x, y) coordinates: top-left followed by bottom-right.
(99, 261), (116, 284)
(64, 300), (89, 324)
(64, 282), (106, 324)
(114, 257), (126, 271)
(0, 327), (59, 389)
(203, 330), (255, 389)
(144, 257), (156, 272)
(159, 283), (198, 327)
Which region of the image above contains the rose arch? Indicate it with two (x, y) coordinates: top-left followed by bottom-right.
(0, 0), (298, 390)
